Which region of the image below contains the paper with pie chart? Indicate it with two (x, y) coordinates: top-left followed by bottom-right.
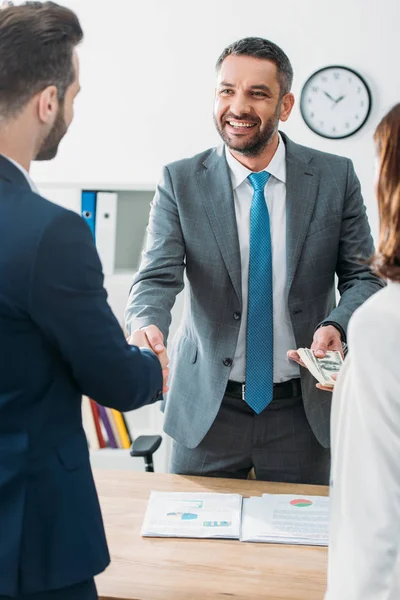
(240, 493), (329, 546)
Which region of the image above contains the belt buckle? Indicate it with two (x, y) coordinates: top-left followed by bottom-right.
(242, 383), (246, 401)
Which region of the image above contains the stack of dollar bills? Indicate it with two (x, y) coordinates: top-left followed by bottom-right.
(297, 349), (343, 388)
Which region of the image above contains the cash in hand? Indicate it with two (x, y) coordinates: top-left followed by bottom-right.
(296, 349), (343, 388)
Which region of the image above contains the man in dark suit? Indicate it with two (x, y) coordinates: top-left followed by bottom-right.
(0, 3), (166, 599)
(125, 37), (384, 485)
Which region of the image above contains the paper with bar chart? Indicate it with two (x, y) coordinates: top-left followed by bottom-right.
(141, 491), (242, 539)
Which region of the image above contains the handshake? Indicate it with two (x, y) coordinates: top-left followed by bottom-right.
(128, 325), (170, 394)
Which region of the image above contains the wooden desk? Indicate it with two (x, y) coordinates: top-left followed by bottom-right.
(94, 471), (328, 600)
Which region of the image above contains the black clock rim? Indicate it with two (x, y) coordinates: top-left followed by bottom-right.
(299, 65), (372, 140)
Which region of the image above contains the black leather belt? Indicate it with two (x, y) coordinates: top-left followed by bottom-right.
(226, 378), (302, 401)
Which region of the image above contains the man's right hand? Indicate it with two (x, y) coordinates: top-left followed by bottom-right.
(128, 325), (170, 394)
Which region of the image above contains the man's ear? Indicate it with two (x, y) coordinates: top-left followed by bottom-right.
(37, 85), (58, 125)
(279, 93), (295, 122)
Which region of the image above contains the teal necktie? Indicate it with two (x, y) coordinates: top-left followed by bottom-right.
(245, 171), (273, 414)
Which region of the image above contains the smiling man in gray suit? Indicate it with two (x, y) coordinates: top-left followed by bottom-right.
(125, 37), (383, 485)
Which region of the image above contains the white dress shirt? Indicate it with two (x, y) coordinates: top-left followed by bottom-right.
(1, 154), (38, 192)
(225, 135), (299, 383)
(326, 282), (400, 600)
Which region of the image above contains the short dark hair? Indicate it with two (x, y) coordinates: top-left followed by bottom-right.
(215, 37), (293, 97)
(0, 1), (83, 119)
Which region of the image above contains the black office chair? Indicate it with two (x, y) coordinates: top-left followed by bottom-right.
(130, 434), (162, 472)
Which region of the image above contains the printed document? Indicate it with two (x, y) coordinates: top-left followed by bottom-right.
(141, 491), (242, 539)
(240, 494), (329, 546)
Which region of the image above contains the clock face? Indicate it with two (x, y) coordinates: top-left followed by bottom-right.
(300, 66), (372, 139)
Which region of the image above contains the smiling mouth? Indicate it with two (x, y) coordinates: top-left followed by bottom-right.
(226, 120), (257, 129)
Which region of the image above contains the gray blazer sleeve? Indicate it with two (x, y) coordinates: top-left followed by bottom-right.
(125, 165), (185, 341)
(322, 159), (385, 338)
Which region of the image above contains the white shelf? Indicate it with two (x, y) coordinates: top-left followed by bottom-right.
(90, 448), (142, 471)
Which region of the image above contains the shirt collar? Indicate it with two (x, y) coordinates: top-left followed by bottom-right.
(225, 132), (286, 190)
(0, 154), (38, 193)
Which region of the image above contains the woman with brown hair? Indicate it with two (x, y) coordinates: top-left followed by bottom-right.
(325, 103), (400, 599)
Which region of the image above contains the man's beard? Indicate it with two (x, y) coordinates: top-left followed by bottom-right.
(35, 104), (68, 161)
(214, 101), (281, 157)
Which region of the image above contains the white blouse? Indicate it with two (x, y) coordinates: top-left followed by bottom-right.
(326, 282), (400, 600)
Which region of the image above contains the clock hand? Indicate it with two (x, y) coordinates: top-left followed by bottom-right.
(334, 95), (345, 104)
(323, 91), (335, 102)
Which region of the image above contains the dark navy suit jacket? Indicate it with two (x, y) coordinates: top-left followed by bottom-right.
(0, 155), (163, 596)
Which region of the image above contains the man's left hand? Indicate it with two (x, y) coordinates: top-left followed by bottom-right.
(311, 325), (343, 359)
(287, 324), (343, 368)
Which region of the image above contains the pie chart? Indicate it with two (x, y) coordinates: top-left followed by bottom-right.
(290, 498), (313, 508)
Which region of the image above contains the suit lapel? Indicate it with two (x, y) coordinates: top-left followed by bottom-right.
(284, 135), (320, 292)
(196, 147), (242, 306)
(195, 136), (320, 304)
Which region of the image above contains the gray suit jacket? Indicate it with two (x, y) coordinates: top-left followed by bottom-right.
(125, 133), (384, 449)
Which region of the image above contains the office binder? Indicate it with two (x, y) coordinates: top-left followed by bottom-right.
(90, 399), (106, 449)
(97, 404), (117, 448)
(95, 191), (118, 275)
(82, 395), (100, 450)
(106, 407), (123, 448)
(81, 191), (97, 241)
(111, 409), (131, 449)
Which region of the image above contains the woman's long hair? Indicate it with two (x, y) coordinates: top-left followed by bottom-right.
(372, 103), (400, 281)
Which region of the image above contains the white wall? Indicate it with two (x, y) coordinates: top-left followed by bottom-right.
(31, 0), (400, 240)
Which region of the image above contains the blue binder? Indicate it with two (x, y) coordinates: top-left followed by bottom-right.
(81, 191), (97, 241)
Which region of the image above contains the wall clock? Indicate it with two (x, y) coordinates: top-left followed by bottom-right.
(300, 65), (372, 139)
